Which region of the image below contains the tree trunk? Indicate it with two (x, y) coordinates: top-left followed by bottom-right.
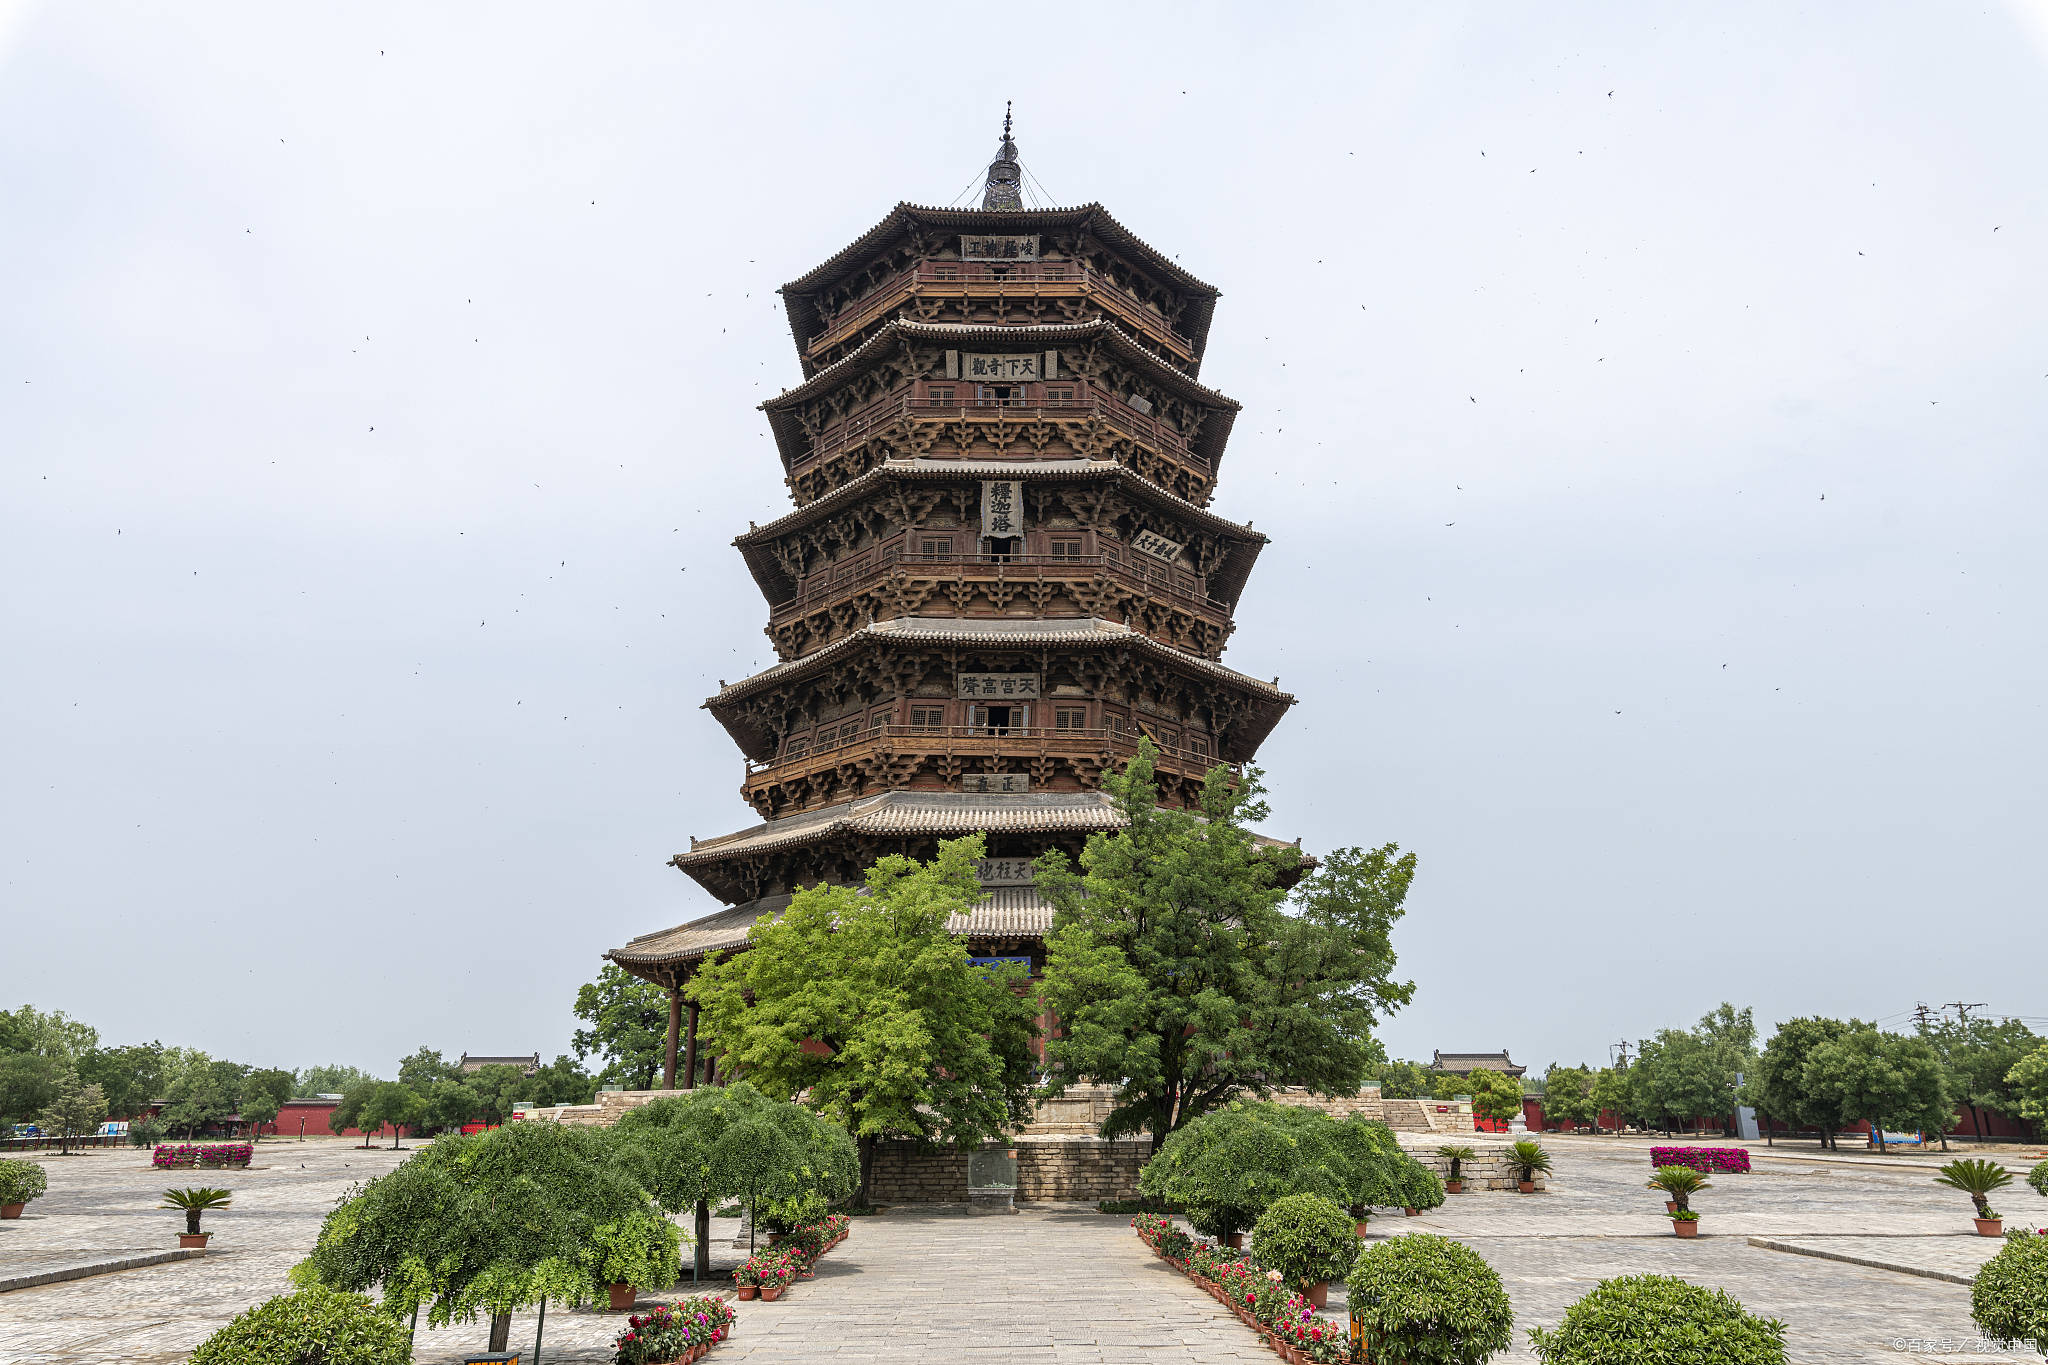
(488, 1311), (512, 1352)
(532, 1297), (547, 1365)
(1873, 1121), (1886, 1154)
(1969, 1104), (1984, 1142)
(857, 1133), (876, 1207)
(694, 1198), (712, 1280)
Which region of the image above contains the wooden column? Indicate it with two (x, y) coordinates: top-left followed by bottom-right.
(683, 1000), (701, 1090)
(663, 985), (681, 1090)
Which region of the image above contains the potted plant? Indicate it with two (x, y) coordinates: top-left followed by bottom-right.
(1508, 1138), (1552, 1193)
(0, 1159), (48, 1218)
(589, 1207), (681, 1311)
(1438, 1144), (1475, 1194)
(1934, 1157), (2014, 1237)
(1348, 1204), (1370, 1237)
(732, 1256), (761, 1300)
(1348, 1234), (1515, 1363)
(1648, 1165), (1709, 1237)
(1971, 1228), (2048, 1355)
(1249, 1193), (1360, 1310)
(161, 1186), (232, 1248)
(756, 1248), (795, 1301)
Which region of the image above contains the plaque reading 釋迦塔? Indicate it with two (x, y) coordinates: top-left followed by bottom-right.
(956, 673), (1039, 698)
(980, 481), (1022, 539)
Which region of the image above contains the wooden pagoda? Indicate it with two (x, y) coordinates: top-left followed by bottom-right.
(607, 115), (1296, 1087)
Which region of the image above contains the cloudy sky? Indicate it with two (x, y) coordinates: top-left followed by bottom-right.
(5, 3), (2044, 1081)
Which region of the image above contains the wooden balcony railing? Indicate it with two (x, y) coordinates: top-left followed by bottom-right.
(794, 389), (1203, 473)
(771, 543), (1223, 620)
(809, 260), (1196, 362)
(748, 724), (1233, 782)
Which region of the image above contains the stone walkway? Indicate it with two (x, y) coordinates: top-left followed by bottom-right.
(0, 1135), (2030, 1363)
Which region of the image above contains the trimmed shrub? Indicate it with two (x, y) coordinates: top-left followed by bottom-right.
(1649, 1146), (1751, 1174)
(1348, 1233), (1514, 1364)
(0, 1159), (48, 1207)
(188, 1285), (411, 1365)
(1400, 1158), (1447, 1211)
(1139, 1102), (1347, 1243)
(2027, 1160), (2048, 1200)
(1973, 1229), (2048, 1357)
(588, 1207), (681, 1292)
(1251, 1193), (1359, 1290)
(1528, 1274), (1787, 1364)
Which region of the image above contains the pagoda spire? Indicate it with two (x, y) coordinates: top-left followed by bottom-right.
(981, 102), (1023, 211)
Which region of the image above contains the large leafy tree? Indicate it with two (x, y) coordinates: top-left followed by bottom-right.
(1587, 1066), (1636, 1132)
(1804, 1029), (1952, 1153)
(1633, 1005), (1755, 1135)
(0, 1005), (99, 1062)
(1036, 746), (1414, 1150)
(573, 965), (669, 1091)
(296, 1122), (663, 1355)
(1755, 1016), (1858, 1146)
(2003, 1043), (2048, 1131)
(78, 1043), (166, 1119)
(689, 834), (1038, 1203)
(0, 1054), (62, 1127)
(1922, 1017), (2040, 1140)
(1374, 1060), (1434, 1100)
(298, 1064), (377, 1095)
(1542, 1065), (1598, 1130)
(397, 1047), (461, 1090)
(38, 1068), (109, 1153)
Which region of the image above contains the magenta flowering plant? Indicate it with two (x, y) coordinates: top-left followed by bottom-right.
(611, 1296), (733, 1364)
(1649, 1147), (1750, 1174)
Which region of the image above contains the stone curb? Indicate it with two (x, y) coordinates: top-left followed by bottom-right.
(1745, 1236), (1977, 1285)
(0, 1248), (206, 1294)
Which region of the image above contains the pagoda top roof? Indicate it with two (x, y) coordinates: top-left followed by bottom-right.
(779, 202), (1220, 359)
(706, 615), (1293, 761)
(760, 318), (1241, 472)
(734, 457), (1268, 609)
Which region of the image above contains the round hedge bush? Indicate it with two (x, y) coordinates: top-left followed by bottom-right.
(1527, 1274), (1787, 1364)
(189, 1285), (411, 1365)
(2028, 1159), (2048, 1200)
(1250, 1193), (1358, 1290)
(0, 1159), (49, 1207)
(1347, 1232), (1514, 1364)
(1973, 1230), (2048, 1357)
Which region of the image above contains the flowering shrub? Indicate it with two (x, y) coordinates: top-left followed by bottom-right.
(735, 1247), (799, 1291)
(1250, 1194), (1359, 1290)
(1649, 1146), (1750, 1174)
(612, 1296), (734, 1365)
(1141, 1218), (1351, 1362)
(152, 1144), (253, 1170)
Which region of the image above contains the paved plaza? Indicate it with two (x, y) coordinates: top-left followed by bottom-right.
(0, 1135), (2037, 1363)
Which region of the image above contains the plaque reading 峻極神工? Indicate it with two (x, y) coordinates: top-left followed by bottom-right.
(960, 234), (1039, 261)
(957, 673), (1039, 698)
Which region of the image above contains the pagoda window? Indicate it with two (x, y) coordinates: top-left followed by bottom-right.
(784, 734), (810, 760)
(1045, 385), (1075, 405)
(868, 709), (889, 733)
(1103, 707), (1130, 736)
(909, 704), (947, 732)
(1047, 536), (1083, 561)
(1188, 735), (1211, 760)
(836, 719), (863, 747)
(1054, 705), (1087, 731)
(933, 264), (957, 281)
(970, 703), (1027, 735)
(917, 536), (952, 560)
(985, 536), (1019, 562)
(928, 385), (954, 406)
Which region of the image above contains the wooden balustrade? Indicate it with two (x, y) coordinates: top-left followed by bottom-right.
(746, 724), (1231, 783)
(794, 387), (1203, 472)
(771, 542), (1221, 619)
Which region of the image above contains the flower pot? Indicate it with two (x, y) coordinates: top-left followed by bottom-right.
(760, 1286), (783, 1302)
(1665, 1201), (1677, 1215)
(178, 1233), (211, 1249)
(608, 1283), (637, 1311)
(1226, 1232), (1245, 1250)
(1445, 1180), (1463, 1194)
(1975, 1218), (2004, 1237)
(736, 1284), (758, 1300)
(1306, 1281), (1329, 1309)
(1672, 1220), (1698, 1238)
(1403, 1207), (1419, 1216)
(0, 1204), (23, 1219)
(1354, 1219), (1370, 1237)
(1518, 1180), (1535, 1193)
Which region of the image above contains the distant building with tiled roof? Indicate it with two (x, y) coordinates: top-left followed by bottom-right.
(459, 1053), (540, 1076)
(1430, 1050), (1527, 1078)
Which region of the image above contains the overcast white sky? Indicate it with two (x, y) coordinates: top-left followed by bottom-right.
(5, 3), (2045, 1081)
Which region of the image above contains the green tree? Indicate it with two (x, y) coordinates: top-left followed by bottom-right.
(1036, 747), (1414, 1150)
(2007, 1044), (2048, 1131)
(572, 965), (669, 1091)
(241, 1068), (296, 1135)
(461, 1065), (532, 1126)
(1542, 1065), (1598, 1130)
(524, 1055), (597, 1108)
(1923, 1017), (2040, 1141)
(355, 1083), (425, 1150)
(690, 833), (1038, 1204)
(1375, 1060), (1434, 1100)
(330, 1080), (380, 1145)
(242, 1094), (281, 1139)
(162, 1063), (234, 1138)
(295, 1122), (661, 1355)
(298, 1064), (377, 1096)
(0, 1054), (62, 1127)
(1754, 1016), (1855, 1146)
(397, 1047), (459, 1090)
(38, 1070), (109, 1153)
(1804, 1029), (1953, 1153)
(1466, 1069), (1525, 1127)
(1138, 1100), (1349, 1243)
(0, 1005), (99, 1062)
(1587, 1067), (1636, 1133)
(78, 1042), (166, 1119)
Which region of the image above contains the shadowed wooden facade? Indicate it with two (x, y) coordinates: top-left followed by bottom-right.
(607, 118), (1296, 1090)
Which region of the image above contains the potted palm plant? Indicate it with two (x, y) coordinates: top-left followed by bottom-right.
(1437, 1145), (1475, 1194)
(161, 1186), (232, 1248)
(1648, 1165), (1709, 1237)
(1507, 1139), (1551, 1193)
(1933, 1157), (2014, 1236)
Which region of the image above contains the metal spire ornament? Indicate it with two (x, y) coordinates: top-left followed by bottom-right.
(982, 102), (1023, 211)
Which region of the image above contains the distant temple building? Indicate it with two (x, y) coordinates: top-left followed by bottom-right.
(607, 113), (1293, 1088)
(1430, 1050), (1527, 1079)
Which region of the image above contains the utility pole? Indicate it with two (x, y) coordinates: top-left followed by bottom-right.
(1910, 1002), (1936, 1033)
(1944, 1002), (1987, 1024)
(1612, 1040), (1630, 1069)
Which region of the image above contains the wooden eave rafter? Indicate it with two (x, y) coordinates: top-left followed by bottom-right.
(731, 458), (1268, 608)
(778, 202), (1220, 368)
(759, 318), (1242, 473)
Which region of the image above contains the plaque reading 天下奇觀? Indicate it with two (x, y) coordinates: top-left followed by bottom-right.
(965, 353), (1041, 381)
(957, 673), (1039, 699)
(1130, 529), (1184, 563)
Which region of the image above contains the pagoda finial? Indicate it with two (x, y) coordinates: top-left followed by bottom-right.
(982, 101), (1023, 211)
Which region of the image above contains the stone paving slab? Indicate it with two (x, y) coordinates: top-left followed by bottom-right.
(1746, 1234), (2007, 1286)
(0, 1249), (203, 1294)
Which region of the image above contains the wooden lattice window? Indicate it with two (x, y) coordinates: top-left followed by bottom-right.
(837, 720), (862, 746)
(1054, 706), (1087, 731)
(1048, 537), (1083, 561)
(909, 705), (947, 731)
(918, 537), (952, 559)
(928, 385), (954, 405)
(1045, 385), (1075, 404)
(1188, 735), (1211, 759)
(784, 734), (809, 759)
